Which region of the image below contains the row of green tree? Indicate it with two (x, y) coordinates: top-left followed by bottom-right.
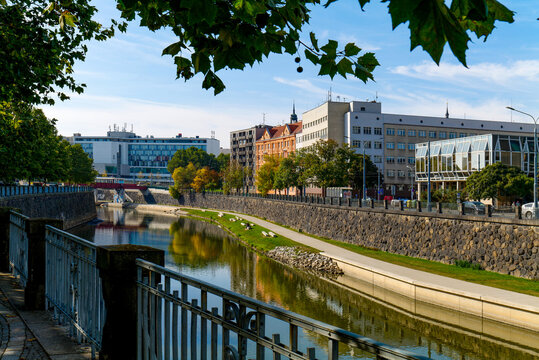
(256, 140), (379, 196)
(0, 103), (97, 184)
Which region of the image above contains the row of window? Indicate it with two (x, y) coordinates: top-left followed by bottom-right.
(351, 140), (383, 149)
(77, 138), (207, 144)
(386, 157), (416, 164)
(232, 130), (253, 137)
(386, 170), (414, 177)
(304, 116), (328, 129)
(386, 129), (475, 139)
(256, 140), (294, 152)
(298, 128), (328, 142)
(386, 143), (416, 150)
(352, 126), (382, 135)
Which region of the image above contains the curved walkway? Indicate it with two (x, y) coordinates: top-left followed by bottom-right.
(186, 207), (539, 333)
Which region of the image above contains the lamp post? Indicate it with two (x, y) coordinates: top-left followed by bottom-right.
(406, 165), (414, 200)
(363, 147), (367, 201)
(506, 106), (538, 219)
(427, 141), (432, 211)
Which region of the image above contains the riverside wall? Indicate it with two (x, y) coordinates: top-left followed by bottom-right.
(0, 191), (96, 229)
(142, 189), (538, 280)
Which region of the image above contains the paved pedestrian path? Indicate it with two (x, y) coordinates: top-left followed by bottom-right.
(207, 209), (539, 310)
(0, 273), (92, 360)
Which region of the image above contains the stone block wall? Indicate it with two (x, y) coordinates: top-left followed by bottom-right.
(0, 191), (96, 229)
(147, 189), (539, 279)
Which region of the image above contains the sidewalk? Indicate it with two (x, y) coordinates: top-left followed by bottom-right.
(0, 273), (92, 360)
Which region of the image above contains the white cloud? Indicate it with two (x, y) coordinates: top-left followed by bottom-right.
(391, 60), (539, 85)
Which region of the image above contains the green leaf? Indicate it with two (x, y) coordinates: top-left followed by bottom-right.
(344, 43), (361, 56)
(191, 52), (211, 74)
(64, 13), (77, 28)
(337, 58), (353, 78)
(309, 32), (319, 52)
(162, 42), (184, 56)
(304, 49), (319, 65)
(43, 2), (55, 14)
(320, 39), (338, 57)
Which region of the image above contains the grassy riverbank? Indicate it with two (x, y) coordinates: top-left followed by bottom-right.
(182, 208), (538, 297)
(184, 209), (317, 253)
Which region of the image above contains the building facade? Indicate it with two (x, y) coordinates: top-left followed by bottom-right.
(230, 125), (273, 185)
(298, 100), (535, 197)
(69, 127), (220, 183)
(415, 133), (537, 198)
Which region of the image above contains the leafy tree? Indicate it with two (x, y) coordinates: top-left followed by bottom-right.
(171, 162), (197, 192)
(216, 153), (230, 171)
(68, 144), (98, 183)
(345, 151), (379, 192)
(274, 154), (300, 194)
(115, 0), (513, 94)
(222, 161), (246, 194)
(302, 140), (348, 194)
(192, 167), (220, 192)
(1, 0), (120, 105)
(256, 156), (281, 196)
(465, 162), (532, 201)
(167, 147), (221, 174)
(431, 188), (458, 203)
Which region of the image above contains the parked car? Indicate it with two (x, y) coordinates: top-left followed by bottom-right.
(463, 201), (486, 215)
(522, 202), (537, 219)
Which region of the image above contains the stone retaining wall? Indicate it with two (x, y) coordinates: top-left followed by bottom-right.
(145, 189), (538, 279)
(0, 191), (96, 229)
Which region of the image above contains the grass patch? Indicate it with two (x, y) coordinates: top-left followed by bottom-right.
(253, 218), (539, 297)
(182, 209), (318, 253)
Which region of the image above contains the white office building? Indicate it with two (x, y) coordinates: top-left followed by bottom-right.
(69, 127), (220, 183)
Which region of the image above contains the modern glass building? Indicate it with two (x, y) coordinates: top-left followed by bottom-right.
(69, 127), (220, 183)
(415, 134), (536, 195)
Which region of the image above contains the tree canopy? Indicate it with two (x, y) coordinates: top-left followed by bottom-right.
(167, 147), (227, 174)
(465, 162), (533, 201)
(115, 0), (514, 94)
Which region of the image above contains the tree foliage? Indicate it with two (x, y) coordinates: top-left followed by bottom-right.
(115, 0), (513, 94)
(0, 103), (97, 183)
(192, 167), (220, 192)
(167, 147), (225, 174)
(222, 160), (249, 194)
(465, 162), (533, 200)
(256, 156), (281, 196)
(0, 0), (121, 105)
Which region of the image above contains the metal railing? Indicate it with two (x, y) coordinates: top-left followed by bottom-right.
(9, 211), (30, 287)
(136, 259), (429, 360)
(0, 185), (93, 198)
(45, 225), (106, 358)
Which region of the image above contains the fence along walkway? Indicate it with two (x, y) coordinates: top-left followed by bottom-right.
(136, 259), (429, 360)
(45, 225), (105, 358)
(0, 185), (93, 198)
(9, 211), (29, 287)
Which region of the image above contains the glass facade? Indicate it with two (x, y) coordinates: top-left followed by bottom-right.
(415, 134), (536, 183)
(79, 143), (93, 159)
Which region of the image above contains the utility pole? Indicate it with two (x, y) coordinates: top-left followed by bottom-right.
(363, 148), (367, 201)
(427, 141), (431, 212)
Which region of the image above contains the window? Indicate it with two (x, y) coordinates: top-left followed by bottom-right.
(397, 129), (406, 136)
(386, 128), (395, 135)
(439, 131), (447, 139)
(408, 143), (415, 151)
(449, 132), (457, 139)
(408, 130), (416, 137)
(364, 141), (372, 149)
(429, 131), (436, 138)
(374, 141), (382, 149)
(374, 127), (382, 135)
(418, 130), (426, 137)
(352, 140), (361, 148)
(397, 157), (406, 164)
(387, 170), (395, 177)
(386, 142), (395, 150)
(386, 156), (395, 164)
(363, 127), (372, 135)
(408, 170), (414, 177)
(398, 170), (406, 177)
(408, 157), (415, 164)
(459, 133), (467, 138)
(397, 142), (406, 150)
(373, 156), (382, 163)
(352, 126), (361, 134)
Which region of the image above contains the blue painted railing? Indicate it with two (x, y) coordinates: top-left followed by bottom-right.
(0, 185), (93, 198)
(45, 226), (106, 359)
(8, 211), (30, 287)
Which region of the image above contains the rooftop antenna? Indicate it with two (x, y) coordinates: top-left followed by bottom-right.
(329, 87), (333, 102)
(108, 125), (111, 131)
(336, 95), (341, 102)
(211, 130), (215, 139)
(131, 124), (133, 132)
(262, 112), (266, 125)
(445, 101), (449, 118)
(375, 91), (379, 102)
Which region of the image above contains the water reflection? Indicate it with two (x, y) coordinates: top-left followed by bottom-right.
(70, 207), (539, 360)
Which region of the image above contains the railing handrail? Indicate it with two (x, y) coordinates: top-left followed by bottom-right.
(45, 225), (97, 249)
(136, 259), (430, 360)
(10, 210), (30, 221)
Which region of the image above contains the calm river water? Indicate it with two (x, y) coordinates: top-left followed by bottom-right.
(70, 207), (538, 360)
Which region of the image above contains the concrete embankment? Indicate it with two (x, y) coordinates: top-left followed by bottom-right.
(1, 191), (96, 229)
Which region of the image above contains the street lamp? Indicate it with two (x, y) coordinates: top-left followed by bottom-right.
(506, 106), (538, 219)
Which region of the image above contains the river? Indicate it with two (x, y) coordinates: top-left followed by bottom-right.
(69, 207), (539, 360)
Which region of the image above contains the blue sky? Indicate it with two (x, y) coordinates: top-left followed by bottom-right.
(44, 1), (539, 148)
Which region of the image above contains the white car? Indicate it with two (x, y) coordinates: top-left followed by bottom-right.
(522, 202), (537, 219)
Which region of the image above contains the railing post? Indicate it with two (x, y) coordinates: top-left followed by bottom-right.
(459, 203), (466, 216)
(399, 200), (404, 211)
(97, 244), (164, 360)
(384, 199), (389, 209)
(515, 205), (522, 220)
(25, 217), (63, 310)
(0, 208), (18, 272)
(436, 202), (442, 214)
(486, 204), (492, 217)
(416, 200), (422, 212)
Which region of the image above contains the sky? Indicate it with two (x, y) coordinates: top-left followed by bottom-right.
(44, 1), (539, 148)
